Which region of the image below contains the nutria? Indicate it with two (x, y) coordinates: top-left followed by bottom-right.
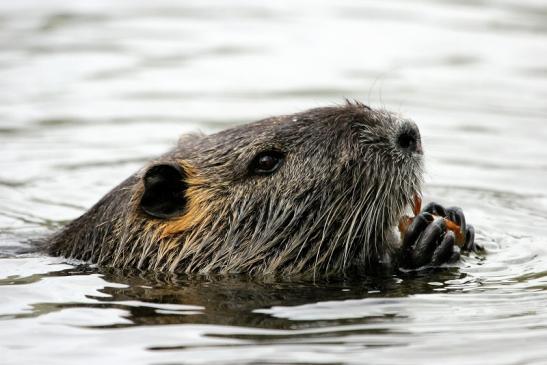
(46, 101), (476, 276)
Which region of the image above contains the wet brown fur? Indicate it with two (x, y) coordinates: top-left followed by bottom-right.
(46, 102), (423, 277)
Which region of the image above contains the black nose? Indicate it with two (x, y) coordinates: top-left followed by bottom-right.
(396, 121), (422, 154)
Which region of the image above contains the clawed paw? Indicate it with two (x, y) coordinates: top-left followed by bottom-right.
(399, 202), (479, 270)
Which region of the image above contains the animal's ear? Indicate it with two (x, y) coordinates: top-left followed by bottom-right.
(140, 163), (188, 219)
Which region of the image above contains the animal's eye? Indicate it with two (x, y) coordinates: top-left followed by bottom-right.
(250, 151), (284, 175)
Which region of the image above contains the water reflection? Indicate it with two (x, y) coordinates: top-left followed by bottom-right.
(1, 0), (547, 363)
(2, 264), (472, 329)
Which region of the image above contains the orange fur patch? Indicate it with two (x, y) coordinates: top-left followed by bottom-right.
(157, 160), (212, 238)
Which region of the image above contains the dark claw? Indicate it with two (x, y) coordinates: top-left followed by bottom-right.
(464, 224), (475, 251)
(412, 218), (446, 268)
(402, 212), (434, 249)
(446, 206), (466, 236)
(422, 202), (447, 217)
(399, 201), (477, 271)
(448, 246), (461, 263)
(432, 230), (455, 266)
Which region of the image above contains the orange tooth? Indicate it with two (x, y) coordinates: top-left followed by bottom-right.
(413, 194), (422, 216)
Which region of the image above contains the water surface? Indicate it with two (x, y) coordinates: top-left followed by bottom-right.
(1, 0), (547, 364)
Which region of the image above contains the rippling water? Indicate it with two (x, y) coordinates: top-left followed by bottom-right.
(1, 0), (547, 364)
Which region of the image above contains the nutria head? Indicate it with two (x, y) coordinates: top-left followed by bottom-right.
(48, 101), (424, 276)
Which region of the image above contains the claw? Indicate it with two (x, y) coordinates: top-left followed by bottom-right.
(432, 230), (455, 265)
(398, 199), (477, 270)
(448, 246), (461, 263)
(423, 202), (447, 217)
(464, 224), (475, 251)
(446, 207), (466, 236)
(412, 218), (446, 267)
(402, 212), (434, 249)
(399, 194), (424, 239)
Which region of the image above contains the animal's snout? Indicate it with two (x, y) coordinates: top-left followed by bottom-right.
(396, 121), (422, 155)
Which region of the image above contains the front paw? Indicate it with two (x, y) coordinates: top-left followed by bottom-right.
(399, 202), (477, 270)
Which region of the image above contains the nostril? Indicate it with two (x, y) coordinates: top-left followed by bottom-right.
(398, 132), (416, 150)
(397, 122), (422, 154)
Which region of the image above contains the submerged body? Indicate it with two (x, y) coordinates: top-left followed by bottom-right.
(47, 102), (475, 276)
